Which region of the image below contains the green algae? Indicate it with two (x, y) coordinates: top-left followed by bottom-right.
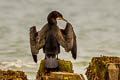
(0, 70), (27, 80)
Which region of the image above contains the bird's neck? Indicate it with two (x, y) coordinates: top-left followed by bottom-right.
(47, 17), (57, 25)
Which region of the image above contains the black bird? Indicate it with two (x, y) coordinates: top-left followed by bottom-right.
(30, 11), (77, 69)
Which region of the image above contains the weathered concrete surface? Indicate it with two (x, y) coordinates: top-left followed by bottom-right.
(108, 63), (119, 80)
(86, 56), (120, 80)
(0, 69), (27, 80)
(36, 59), (85, 80)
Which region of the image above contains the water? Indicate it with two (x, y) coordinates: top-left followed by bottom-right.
(0, 0), (120, 79)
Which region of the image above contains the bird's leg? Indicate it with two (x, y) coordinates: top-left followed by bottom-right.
(45, 54), (46, 59)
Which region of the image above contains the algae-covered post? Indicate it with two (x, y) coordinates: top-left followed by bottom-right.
(0, 70), (28, 80)
(86, 56), (120, 80)
(36, 59), (85, 80)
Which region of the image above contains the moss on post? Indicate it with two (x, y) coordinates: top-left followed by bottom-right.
(58, 60), (73, 73)
(86, 56), (120, 80)
(0, 69), (27, 80)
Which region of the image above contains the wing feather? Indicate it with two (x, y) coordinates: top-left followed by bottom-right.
(30, 26), (39, 63)
(61, 23), (77, 59)
(29, 25), (46, 63)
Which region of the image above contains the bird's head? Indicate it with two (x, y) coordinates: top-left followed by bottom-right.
(47, 11), (68, 24)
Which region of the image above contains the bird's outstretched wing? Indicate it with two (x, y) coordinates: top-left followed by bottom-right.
(61, 23), (77, 59)
(29, 26), (46, 63)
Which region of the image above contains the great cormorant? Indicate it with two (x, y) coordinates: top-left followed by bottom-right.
(30, 11), (77, 69)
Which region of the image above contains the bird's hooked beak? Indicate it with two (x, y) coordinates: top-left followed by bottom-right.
(56, 17), (68, 23)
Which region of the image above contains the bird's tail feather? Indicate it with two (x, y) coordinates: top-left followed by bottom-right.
(45, 57), (58, 69)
